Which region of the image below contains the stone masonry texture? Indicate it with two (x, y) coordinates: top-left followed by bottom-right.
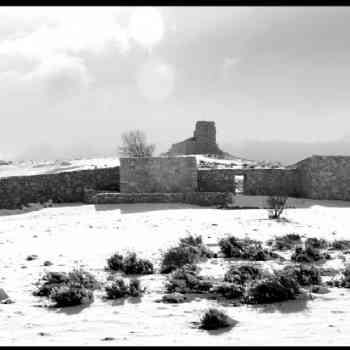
(0, 167), (120, 209)
(198, 168), (299, 196)
(295, 155), (350, 200)
(120, 157), (198, 193)
(84, 189), (227, 207)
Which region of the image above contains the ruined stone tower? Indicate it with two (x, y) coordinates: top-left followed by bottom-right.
(166, 121), (225, 156)
(193, 121), (217, 154)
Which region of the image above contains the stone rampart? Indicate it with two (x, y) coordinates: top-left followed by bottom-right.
(0, 167), (120, 209)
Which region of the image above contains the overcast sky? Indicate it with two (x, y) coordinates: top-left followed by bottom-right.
(2, 6), (350, 164)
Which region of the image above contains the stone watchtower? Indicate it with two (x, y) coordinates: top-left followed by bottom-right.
(193, 121), (217, 154)
(165, 120), (225, 156)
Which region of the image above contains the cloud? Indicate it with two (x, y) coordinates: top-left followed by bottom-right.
(0, 7), (130, 59)
(26, 54), (91, 99)
(0, 7), (136, 101)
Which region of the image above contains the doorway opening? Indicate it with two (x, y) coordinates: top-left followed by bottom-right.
(234, 175), (245, 195)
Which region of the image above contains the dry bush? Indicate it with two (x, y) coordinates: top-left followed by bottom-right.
(281, 264), (321, 286)
(106, 253), (124, 271)
(340, 265), (350, 288)
(245, 273), (299, 304)
(211, 282), (244, 299)
(105, 278), (129, 299)
(50, 283), (94, 307)
(106, 252), (154, 275)
(33, 269), (99, 298)
(224, 264), (262, 285)
(271, 234), (302, 251)
(33, 272), (70, 297)
(305, 237), (329, 250)
(218, 236), (280, 261)
(199, 308), (237, 330)
(165, 264), (213, 294)
(291, 246), (330, 263)
(161, 292), (187, 303)
(105, 277), (144, 299)
(266, 192), (288, 219)
(160, 235), (214, 274)
(67, 269), (100, 290)
(128, 278), (143, 297)
(122, 253), (154, 275)
(331, 240), (350, 251)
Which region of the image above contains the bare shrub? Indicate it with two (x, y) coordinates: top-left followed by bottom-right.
(266, 192), (288, 219)
(118, 130), (155, 158)
(199, 308), (237, 330)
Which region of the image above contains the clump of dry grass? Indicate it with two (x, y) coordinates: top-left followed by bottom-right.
(107, 252), (154, 275)
(165, 264), (213, 294)
(280, 264), (322, 286)
(199, 308), (237, 330)
(160, 235), (215, 274)
(270, 234), (302, 251)
(33, 269), (100, 298)
(291, 246), (330, 263)
(218, 236), (280, 261)
(244, 273), (300, 304)
(104, 277), (144, 299)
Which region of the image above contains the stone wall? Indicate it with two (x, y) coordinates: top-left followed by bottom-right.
(244, 169), (299, 196)
(85, 189), (227, 206)
(295, 155), (350, 200)
(0, 167), (120, 209)
(198, 169), (237, 192)
(120, 157), (198, 193)
(198, 168), (299, 196)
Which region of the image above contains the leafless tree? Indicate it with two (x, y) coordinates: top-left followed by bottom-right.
(266, 189), (288, 219)
(118, 130), (155, 158)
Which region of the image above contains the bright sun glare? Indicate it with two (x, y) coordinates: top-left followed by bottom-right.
(129, 7), (164, 48)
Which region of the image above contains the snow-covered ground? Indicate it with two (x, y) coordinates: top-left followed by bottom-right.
(0, 198), (350, 345)
(0, 157), (120, 178)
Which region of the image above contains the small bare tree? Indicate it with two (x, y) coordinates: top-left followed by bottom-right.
(266, 188), (288, 219)
(118, 130), (155, 158)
